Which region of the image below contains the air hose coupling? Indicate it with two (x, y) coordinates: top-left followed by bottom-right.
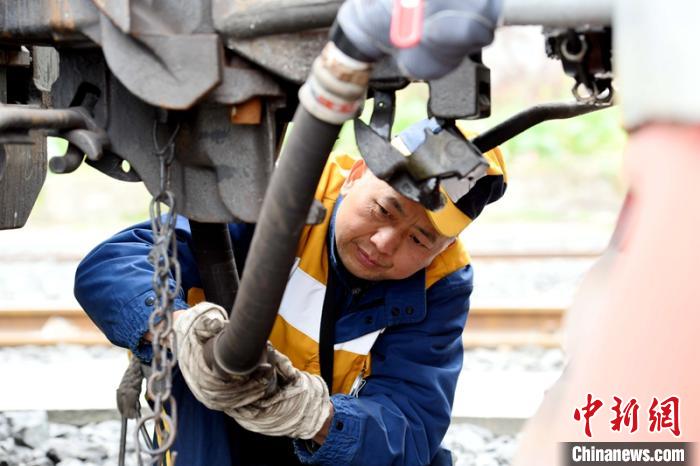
(298, 41), (373, 125)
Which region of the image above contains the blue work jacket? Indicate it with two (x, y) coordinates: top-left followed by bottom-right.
(74, 206), (474, 465)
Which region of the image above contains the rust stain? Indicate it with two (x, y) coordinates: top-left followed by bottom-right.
(49, 0), (76, 33)
(230, 98), (262, 125)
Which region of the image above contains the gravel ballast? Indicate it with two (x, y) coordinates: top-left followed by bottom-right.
(0, 345), (563, 465)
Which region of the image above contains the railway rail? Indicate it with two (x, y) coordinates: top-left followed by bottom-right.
(0, 305), (564, 348)
(0, 250), (592, 347)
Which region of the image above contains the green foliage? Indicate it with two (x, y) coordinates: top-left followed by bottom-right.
(499, 106), (627, 159)
(47, 137), (68, 158)
(333, 85), (627, 162)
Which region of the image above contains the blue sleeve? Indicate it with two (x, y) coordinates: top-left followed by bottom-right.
(74, 216), (254, 362)
(296, 266), (473, 465)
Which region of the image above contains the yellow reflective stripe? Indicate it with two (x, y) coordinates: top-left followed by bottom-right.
(273, 261), (381, 394)
(334, 349), (371, 394)
(269, 313), (373, 394)
(296, 154), (354, 284)
(278, 262), (382, 353)
(297, 221), (330, 284)
(270, 314), (321, 375)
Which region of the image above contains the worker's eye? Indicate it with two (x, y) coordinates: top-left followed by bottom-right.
(375, 202), (390, 217)
(410, 234), (426, 248)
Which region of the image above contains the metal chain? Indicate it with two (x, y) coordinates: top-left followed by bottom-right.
(135, 120), (182, 466)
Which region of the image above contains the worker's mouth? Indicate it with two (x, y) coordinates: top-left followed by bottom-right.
(356, 245), (386, 269)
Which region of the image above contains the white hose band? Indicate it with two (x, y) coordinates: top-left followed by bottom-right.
(299, 42), (372, 125)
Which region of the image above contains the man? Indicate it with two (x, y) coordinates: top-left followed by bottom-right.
(75, 118), (506, 465)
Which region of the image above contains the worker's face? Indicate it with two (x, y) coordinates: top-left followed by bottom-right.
(335, 160), (454, 281)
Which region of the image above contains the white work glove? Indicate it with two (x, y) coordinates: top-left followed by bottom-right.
(174, 302), (275, 411)
(227, 353), (332, 440)
(174, 301), (331, 440)
(337, 0), (502, 79)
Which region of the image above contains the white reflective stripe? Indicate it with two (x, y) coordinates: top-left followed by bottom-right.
(278, 263), (325, 342)
(278, 259), (386, 355)
(334, 329), (382, 355)
(289, 257), (301, 278)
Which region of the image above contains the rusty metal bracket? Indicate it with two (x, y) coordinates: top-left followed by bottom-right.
(354, 117), (488, 211)
(38, 46), (287, 222)
(0, 49), (32, 67)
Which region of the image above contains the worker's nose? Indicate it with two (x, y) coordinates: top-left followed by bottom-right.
(370, 227), (401, 256)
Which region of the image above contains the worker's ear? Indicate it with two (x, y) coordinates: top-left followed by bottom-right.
(440, 237), (457, 253)
(340, 159), (367, 195)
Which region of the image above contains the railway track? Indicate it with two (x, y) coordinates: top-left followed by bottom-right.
(0, 250), (591, 347)
(0, 305), (564, 348)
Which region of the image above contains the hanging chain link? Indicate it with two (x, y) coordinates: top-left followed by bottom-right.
(135, 120), (182, 466)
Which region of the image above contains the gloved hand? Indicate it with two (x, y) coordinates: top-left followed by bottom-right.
(174, 301), (276, 412)
(227, 351), (332, 440)
(174, 301), (331, 440)
(336, 0), (502, 80)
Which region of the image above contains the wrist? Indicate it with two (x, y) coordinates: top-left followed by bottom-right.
(143, 308), (187, 343)
(311, 400), (334, 445)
